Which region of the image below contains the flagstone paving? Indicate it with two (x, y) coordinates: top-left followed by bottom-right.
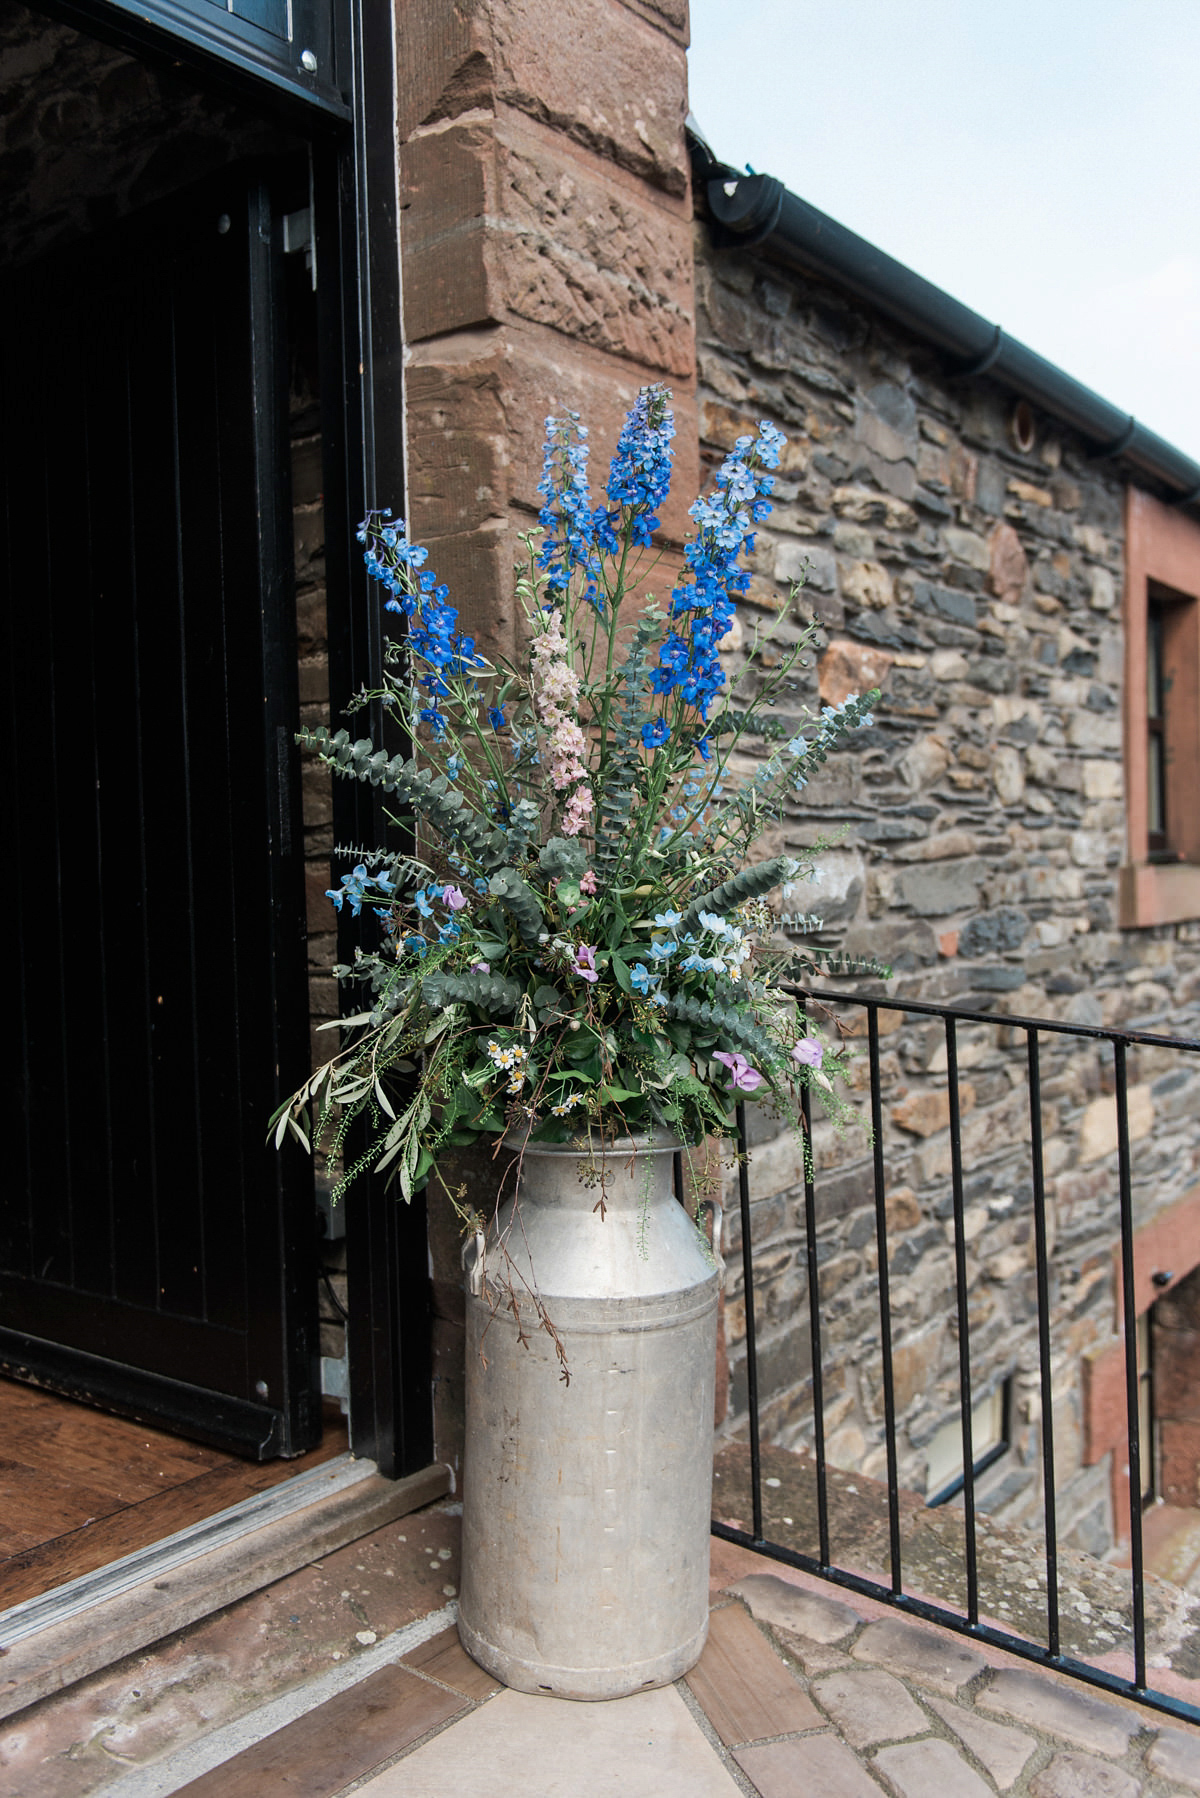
(6, 1501), (1200, 1798)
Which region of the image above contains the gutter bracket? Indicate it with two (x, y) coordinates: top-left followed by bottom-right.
(1090, 416), (1137, 463)
(705, 174), (786, 253)
(953, 324), (1004, 379)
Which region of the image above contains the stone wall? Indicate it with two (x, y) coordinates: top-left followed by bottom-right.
(694, 227), (1200, 1555)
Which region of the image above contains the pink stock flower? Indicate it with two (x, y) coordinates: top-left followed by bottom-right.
(579, 868), (597, 895)
(791, 1036), (824, 1069)
(573, 944), (599, 983)
(562, 785), (594, 836)
(442, 884), (468, 910)
(714, 1050), (763, 1092)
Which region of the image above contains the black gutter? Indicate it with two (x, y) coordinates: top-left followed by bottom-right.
(689, 130), (1200, 512)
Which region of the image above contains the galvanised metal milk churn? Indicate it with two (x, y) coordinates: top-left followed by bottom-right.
(457, 1130), (722, 1700)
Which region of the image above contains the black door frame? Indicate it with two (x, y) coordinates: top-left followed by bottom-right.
(16, 0), (433, 1479)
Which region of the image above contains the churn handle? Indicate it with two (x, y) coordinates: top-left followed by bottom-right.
(462, 1228), (487, 1297)
(699, 1196), (726, 1282)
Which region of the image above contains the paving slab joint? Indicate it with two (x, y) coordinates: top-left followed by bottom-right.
(671, 1673), (767, 1798)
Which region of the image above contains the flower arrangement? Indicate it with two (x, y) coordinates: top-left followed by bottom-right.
(273, 386), (884, 1204)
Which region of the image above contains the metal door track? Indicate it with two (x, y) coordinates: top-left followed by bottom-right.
(0, 1453), (370, 1646)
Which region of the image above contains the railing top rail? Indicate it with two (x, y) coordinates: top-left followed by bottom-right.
(794, 984), (1200, 1054)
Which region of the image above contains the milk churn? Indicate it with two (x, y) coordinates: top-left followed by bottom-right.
(457, 1130), (722, 1700)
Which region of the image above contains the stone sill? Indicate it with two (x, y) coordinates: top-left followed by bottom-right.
(1119, 860), (1200, 929)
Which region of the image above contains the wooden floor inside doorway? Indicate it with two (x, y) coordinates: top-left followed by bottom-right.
(0, 1379), (349, 1611)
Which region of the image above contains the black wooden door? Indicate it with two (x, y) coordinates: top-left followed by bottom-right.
(0, 171), (319, 1459)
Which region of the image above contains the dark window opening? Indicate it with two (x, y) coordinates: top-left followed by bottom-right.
(1147, 599), (1168, 857)
(1146, 580), (1200, 866)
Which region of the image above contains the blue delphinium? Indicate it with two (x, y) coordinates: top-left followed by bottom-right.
(356, 510), (425, 616)
(597, 383), (675, 551)
(357, 512), (483, 698)
(651, 421), (784, 721)
(641, 717), (671, 749)
(537, 411), (604, 609)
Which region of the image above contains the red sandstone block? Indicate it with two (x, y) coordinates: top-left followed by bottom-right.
(1081, 1340), (1126, 1465)
(405, 327), (699, 550)
(405, 349), (509, 542)
(1161, 1421), (1200, 1507)
(615, 0), (689, 44)
(492, 121), (694, 376)
(491, 0), (689, 195)
(396, 0), (689, 195)
(401, 118), (694, 378)
(1119, 1183), (1200, 1316)
(400, 125), (492, 344)
(395, 0), (492, 142)
(1152, 1325), (1200, 1420)
(407, 521), (525, 666)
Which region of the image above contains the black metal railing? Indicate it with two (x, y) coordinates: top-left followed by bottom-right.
(710, 988), (1200, 1726)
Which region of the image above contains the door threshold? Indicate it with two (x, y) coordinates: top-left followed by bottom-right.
(2, 1454), (371, 1645)
(0, 1455), (451, 1722)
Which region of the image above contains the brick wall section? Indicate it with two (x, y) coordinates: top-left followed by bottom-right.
(291, 384), (348, 1367)
(694, 231), (1200, 1555)
(292, 391), (338, 1062)
(395, 0), (698, 664)
(1152, 1260), (1200, 1509)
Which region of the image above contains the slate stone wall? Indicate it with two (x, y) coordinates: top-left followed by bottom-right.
(695, 230), (1200, 1554)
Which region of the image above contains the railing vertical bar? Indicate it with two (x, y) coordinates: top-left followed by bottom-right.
(1114, 1039), (1148, 1691)
(799, 999), (830, 1567)
(1027, 1029), (1060, 1660)
(868, 1003), (903, 1594)
(735, 1098), (763, 1543)
(946, 1016), (978, 1626)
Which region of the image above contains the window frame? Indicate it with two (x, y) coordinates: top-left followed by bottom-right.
(924, 1380), (1011, 1509)
(1120, 488), (1200, 928)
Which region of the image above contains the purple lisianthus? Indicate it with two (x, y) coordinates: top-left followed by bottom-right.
(791, 1037), (824, 1069)
(573, 944), (599, 983)
(442, 884), (468, 911)
(714, 1050), (763, 1092)
(470, 960), (491, 974)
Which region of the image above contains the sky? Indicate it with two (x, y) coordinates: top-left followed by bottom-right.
(686, 0), (1200, 464)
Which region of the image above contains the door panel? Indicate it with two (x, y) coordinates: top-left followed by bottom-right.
(0, 170), (318, 1458)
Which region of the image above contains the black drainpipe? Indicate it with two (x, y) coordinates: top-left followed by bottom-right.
(691, 133), (1200, 513)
